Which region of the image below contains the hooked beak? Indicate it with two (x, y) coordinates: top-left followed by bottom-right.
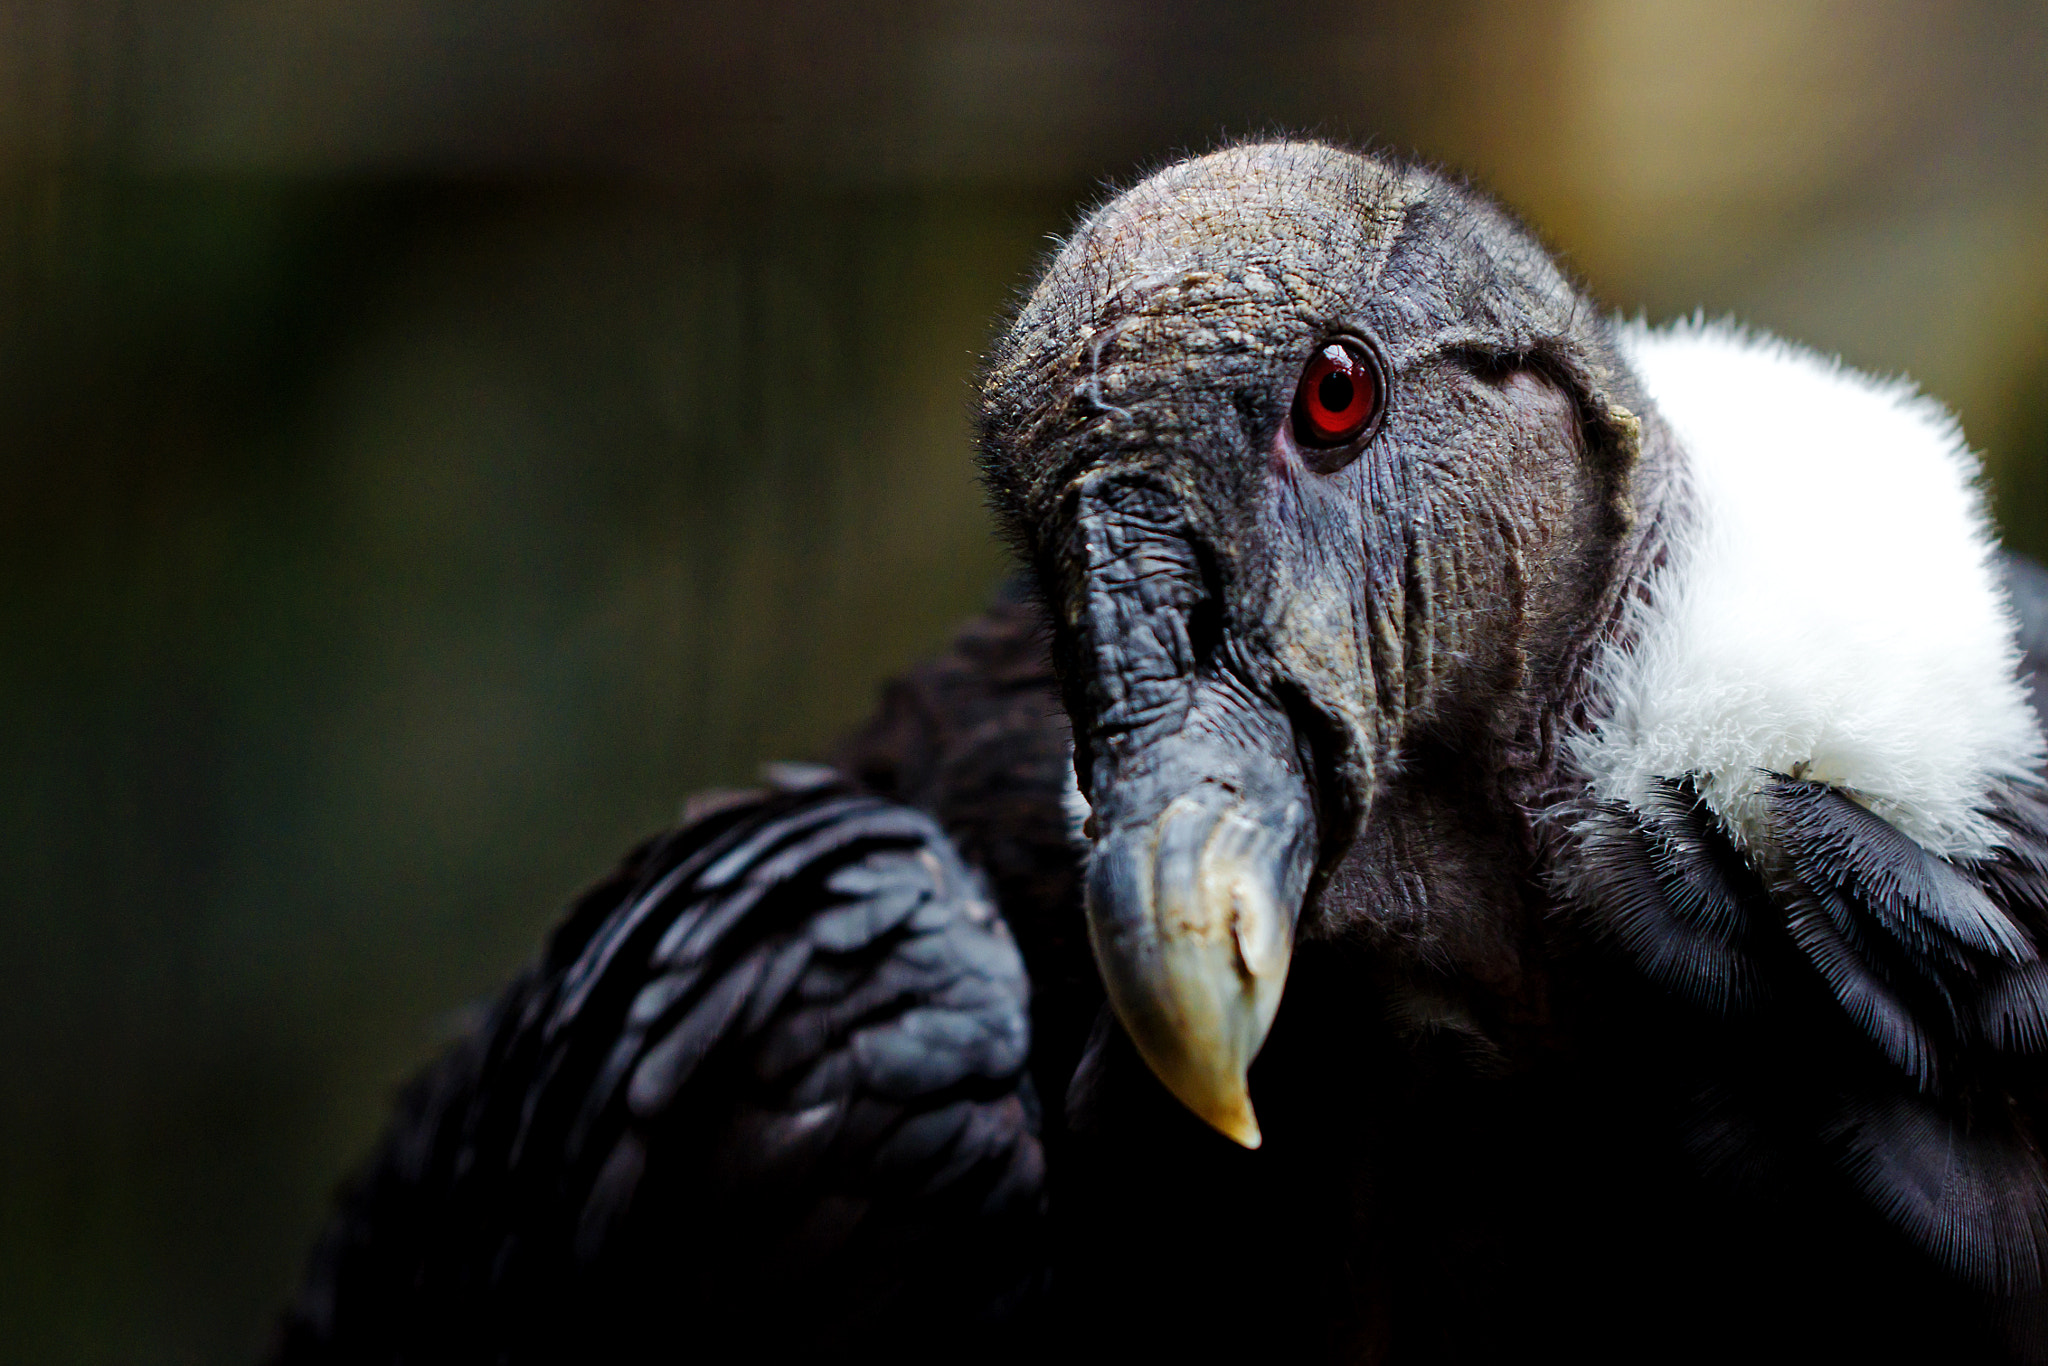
(1082, 679), (1319, 1148)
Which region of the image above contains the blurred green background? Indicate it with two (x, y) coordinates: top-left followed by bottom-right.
(4, 2), (2047, 1360)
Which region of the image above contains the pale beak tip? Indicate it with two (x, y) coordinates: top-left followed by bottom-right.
(1189, 1088), (1263, 1149)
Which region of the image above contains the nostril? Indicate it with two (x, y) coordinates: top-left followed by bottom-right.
(1185, 538), (1229, 672)
(1186, 596), (1224, 671)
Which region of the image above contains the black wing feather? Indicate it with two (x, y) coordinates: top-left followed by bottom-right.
(1781, 878), (1943, 1090)
(1981, 959), (2048, 1053)
(1831, 1091), (2048, 1297)
(271, 780), (1044, 1365)
(1571, 779), (1768, 1015)
(1771, 778), (2031, 967)
(1571, 769), (2048, 1293)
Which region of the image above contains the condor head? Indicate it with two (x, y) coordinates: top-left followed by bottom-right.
(979, 143), (1660, 1145)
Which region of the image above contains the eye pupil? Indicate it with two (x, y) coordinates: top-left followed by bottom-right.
(1317, 371), (1354, 414)
(1291, 339), (1381, 449)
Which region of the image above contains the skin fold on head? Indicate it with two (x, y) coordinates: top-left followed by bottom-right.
(979, 142), (1672, 1145)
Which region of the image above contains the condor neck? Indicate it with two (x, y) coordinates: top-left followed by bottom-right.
(1300, 405), (1688, 1052)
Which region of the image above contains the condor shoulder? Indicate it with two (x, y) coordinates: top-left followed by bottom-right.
(275, 778), (1044, 1363)
(1570, 775), (2048, 1298)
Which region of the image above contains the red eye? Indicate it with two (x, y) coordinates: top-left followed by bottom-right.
(1291, 340), (1381, 447)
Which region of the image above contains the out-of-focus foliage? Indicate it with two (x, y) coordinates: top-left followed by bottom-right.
(1, 2), (2045, 1361)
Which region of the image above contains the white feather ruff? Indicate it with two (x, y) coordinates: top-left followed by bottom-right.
(1572, 318), (2042, 856)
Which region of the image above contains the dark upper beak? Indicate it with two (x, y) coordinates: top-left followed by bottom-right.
(1065, 475), (1328, 1147)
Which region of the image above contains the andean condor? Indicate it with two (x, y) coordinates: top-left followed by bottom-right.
(273, 142), (2048, 1364)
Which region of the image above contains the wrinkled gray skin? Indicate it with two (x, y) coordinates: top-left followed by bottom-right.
(981, 142), (1678, 1142)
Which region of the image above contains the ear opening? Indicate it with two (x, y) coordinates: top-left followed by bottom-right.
(1447, 330), (1650, 548)
(1524, 334), (1647, 483)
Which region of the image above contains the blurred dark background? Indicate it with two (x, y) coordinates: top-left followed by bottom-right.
(4, 2), (2047, 1360)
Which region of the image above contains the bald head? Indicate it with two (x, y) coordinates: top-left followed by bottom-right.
(981, 143), (1628, 545)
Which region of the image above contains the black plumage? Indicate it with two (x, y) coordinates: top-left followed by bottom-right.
(274, 773), (1048, 1363)
(277, 144), (2048, 1364)
(1573, 779), (1771, 1015)
(1572, 769), (2048, 1298)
